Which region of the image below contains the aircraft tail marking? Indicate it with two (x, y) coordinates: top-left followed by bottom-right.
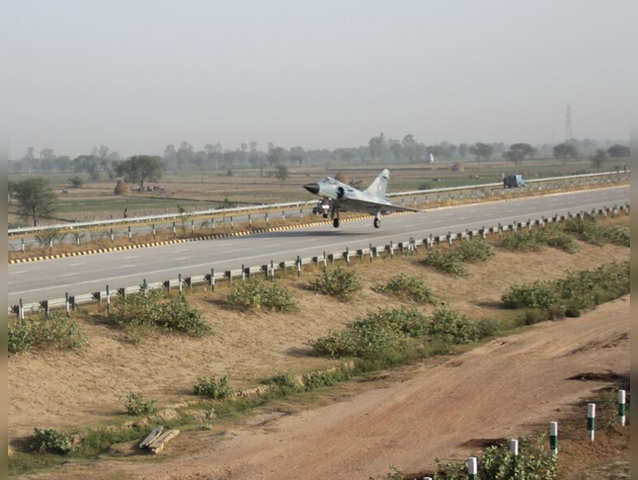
(365, 169), (389, 198)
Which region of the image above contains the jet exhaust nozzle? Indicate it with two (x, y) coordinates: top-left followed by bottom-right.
(304, 183), (320, 194)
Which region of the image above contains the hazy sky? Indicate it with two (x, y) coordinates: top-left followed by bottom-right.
(2, 0), (637, 158)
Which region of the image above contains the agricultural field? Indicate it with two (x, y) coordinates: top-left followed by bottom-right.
(8, 158), (609, 226)
(7, 214), (630, 478)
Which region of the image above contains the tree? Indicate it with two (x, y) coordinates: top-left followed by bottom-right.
(267, 145), (287, 166)
(14, 177), (57, 226)
(275, 164), (289, 180)
(553, 142), (578, 161)
(69, 176), (84, 188)
(401, 134), (418, 163)
(176, 141), (194, 170)
(368, 133), (386, 160)
(469, 143), (493, 162)
(591, 149), (607, 170)
(115, 155), (163, 189)
(503, 143), (535, 165)
(607, 144), (630, 158)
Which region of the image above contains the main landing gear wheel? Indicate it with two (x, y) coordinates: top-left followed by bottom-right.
(333, 217), (340, 228)
(373, 217), (380, 229)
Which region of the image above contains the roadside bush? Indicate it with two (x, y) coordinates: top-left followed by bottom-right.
(310, 266), (361, 301)
(311, 307), (428, 358)
(302, 369), (351, 391)
(124, 392), (157, 416)
(8, 313), (87, 354)
(262, 372), (300, 394)
(227, 278), (298, 312)
(193, 375), (234, 399)
(456, 238), (493, 262)
(112, 290), (210, 336)
(435, 436), (557, 479)
(475, 317), (502, 338)
(372, 274), (436, 304)
(501, 230), (544, 251)
(502, 261), (630, 318)
(426, 306), (482, 344)
(423, 249), (466, 276)
(536, 226), (580, 253)
(29, 428), (74, 454)
(563, 216), (629, 247)
(600, 224), (630, 247)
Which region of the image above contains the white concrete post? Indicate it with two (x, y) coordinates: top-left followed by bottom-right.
(619, 389), (626, 426)
(18, 298), (24, 322)
(128, 225), (132, 240)
(106, 284), (111, 315)
(509, 438), (519, 456)
(587, 403), (596, 441)
(178, 273), (183, 295)
(467, 456), (478, 479)
(152, 224), (156, 237)
(550, 421), (558, 456)
(65, 292), (70, 317)
(210, 268), (215, 291)
(21, 238), (25, 251)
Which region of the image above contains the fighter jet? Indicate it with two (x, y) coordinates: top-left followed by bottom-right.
(303, 169), (418, 229)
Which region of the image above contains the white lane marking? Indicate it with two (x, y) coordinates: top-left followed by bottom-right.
(68, 261), (87, 266)
(10, 270), (27, 274)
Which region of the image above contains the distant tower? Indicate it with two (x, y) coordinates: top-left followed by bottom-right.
(565, 104), (573, 140)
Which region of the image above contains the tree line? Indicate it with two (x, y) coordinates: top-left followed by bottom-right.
(9, 137), (631, 176)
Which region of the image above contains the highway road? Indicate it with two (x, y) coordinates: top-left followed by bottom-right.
(8, 186), (629, 306)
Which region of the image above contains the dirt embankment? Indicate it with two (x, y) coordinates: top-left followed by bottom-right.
(20, 296), (629, 480)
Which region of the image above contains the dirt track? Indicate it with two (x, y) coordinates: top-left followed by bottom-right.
(40, 296), (628, 480)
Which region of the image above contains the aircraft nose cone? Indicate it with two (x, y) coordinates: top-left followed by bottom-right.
(304, 183), (320, 194)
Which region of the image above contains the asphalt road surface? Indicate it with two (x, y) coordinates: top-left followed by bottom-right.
(8, 186), (629, 306)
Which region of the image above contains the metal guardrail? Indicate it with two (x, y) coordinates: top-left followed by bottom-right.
(9, 201), (630, 316)
(7, 171), (627, 235)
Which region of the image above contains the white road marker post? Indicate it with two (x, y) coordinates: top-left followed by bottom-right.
(509, 438), (519, 456)
(18, 298), (24, 322)
(618, 390), (626, 426)
(587, 403), (596, 442)
(178, 273), (183, 295)
(21, 238), (25, 252)
(65, 292), (70, 317)
(467, 456), (478, 480)
(210, 268), (215, 291)
(106, 284), (111, 315)
(550, 421), (558, 456)
(128, 225), (132, 241)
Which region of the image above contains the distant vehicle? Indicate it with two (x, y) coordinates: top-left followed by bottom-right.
(504, 174), (526, 188)
(304, 169), (418, 229)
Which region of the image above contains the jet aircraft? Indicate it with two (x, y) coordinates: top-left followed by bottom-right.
(303, 169), (418, 228)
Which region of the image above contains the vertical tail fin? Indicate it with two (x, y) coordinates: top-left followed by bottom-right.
(366, 169), (389, 198)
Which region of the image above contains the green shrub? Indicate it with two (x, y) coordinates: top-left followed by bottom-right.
(29, 428), (74, 454)
(123, 392), (157, 416)
(423, 249), (466, 276)
(563, 216), (629, 247)
(372, 274), (436, 304)
(501, 230), (544, 251)
(194, 375), (234, 399)
(537, 226), (580, 253)
(310, 266), (361, 301)
(476, 317), (502, 338)
(426, 306), (482, 344)
(435, 436), (557, 479)
(112, 291), (210, 336)
(311, 307), (428, 358)
(227, 278), (298, 312)
(456, 238), (494, 262)
(302, 369), (351, 391)
(502, 262), (630, 318)
(262, 372), (300, 394)
(8, 313), (87, 354)
(600, 225), (630, 247)
(521, 308), (550, 325)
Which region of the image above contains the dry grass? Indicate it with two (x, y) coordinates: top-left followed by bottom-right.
(7, 227), (630, 443)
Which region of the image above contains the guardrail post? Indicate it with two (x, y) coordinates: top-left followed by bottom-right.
(270, 260), (275, 279)
(178, 273), (183, 294)
(105, 285), (111, 314)
(21, 238), (25, 252)
(230, 216), (234, 229)
(163, 280), (170, 294)
(248, 214), (252, 227)
(172, 222), (176, 237)
(345, 247), (350, 264)
(212, 218), (216, 230)
(389, 241), (394, 257)
(210, 268), (216, 291)
(227, 270), (233, 285)
(110, 228), (114, 242)
(281, 210), (286, 220)
(498, 222), (503, 237)
(322, 251), (327, 269)
(241, 264), (246, 281)
(128, 225), (132, 240)
(185, 276), (192, 288)
(369, 243), (374, 262)
(618, 389), (626, 426)
(265, 212), (269, 225)
(152, 224), (156, 237)
(467, 457), (478, 480)
(587, 403), (596, 441)
(40, 299), (49, 317)
(65, 292), (70, 317)
(118, 288), (126, 301)
(190, 219), (195, 234)
(141, 278), (148, 294)
(70, 295), (76, 311)
(481, 226), (487, 239)
(447, 231), (453, 246)
(18, 298), (24, 321)
(296, 256), (302, 277)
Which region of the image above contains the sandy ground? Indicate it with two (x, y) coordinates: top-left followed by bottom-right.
(20, 296), (630, 480)
(8, 240), (629, 442)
